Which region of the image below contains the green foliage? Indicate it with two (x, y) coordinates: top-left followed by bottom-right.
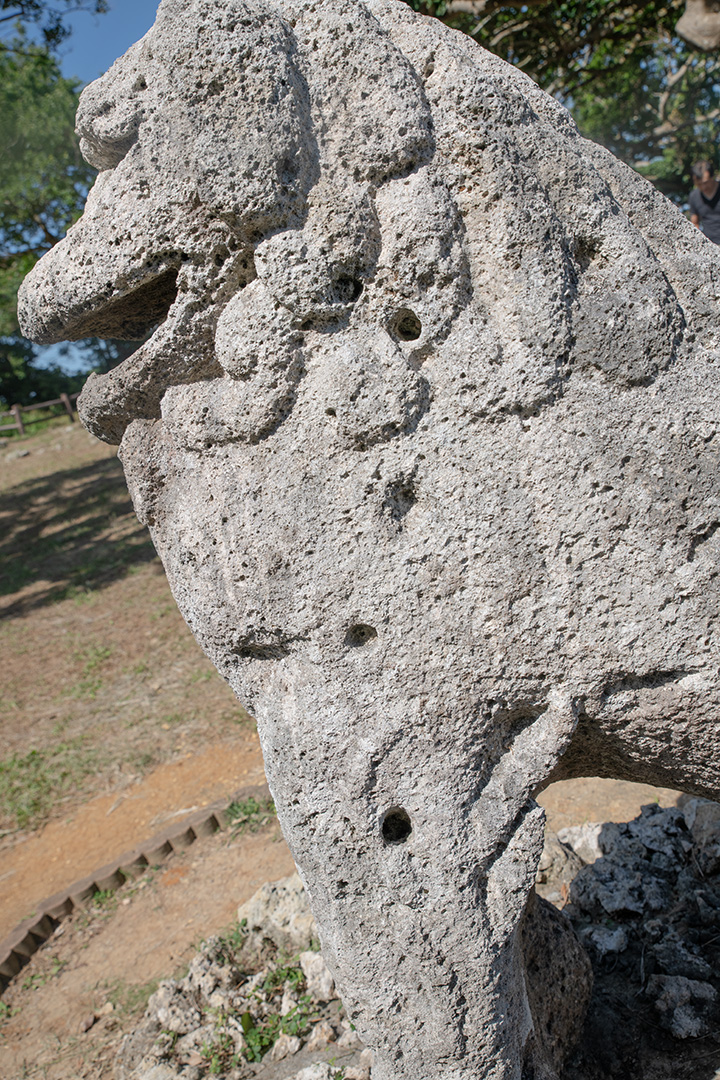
(261, 959), (306, 996)
(0, 34), (91, 265)
(0, 34), (93, 405)
(218, 920), (247, 955)
(239, 993), (318, 1062)
(201, 1028), (241, 1074)
(70, 643), (112, 699)
(106, 977), (160, 1017)
(21, 956), (64, 989)
(226, 795), (276, 834)
(403, 0), (720, 200)
(91, 886), (119, 908)
(0, 21), (140, 408)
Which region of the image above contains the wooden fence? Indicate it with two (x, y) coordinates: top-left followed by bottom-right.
(0, 392), (79, 437)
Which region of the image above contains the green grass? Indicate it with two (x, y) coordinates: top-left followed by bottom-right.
(0, 737), (101, 829)
(69, 644), (112, 699)
(22, 958), (64, 990)
(162, 712), (189, 726)
(106, 977), (160, 1017)
(226, 795), (276, 834)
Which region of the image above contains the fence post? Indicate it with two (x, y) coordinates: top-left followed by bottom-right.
(11, 405), (25, 437)
(60, 393), (75, 423)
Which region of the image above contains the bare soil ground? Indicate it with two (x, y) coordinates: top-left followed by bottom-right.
(0, 420), (687, 1079)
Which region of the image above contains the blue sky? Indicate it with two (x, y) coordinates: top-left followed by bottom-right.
(58, 1), (159, 86)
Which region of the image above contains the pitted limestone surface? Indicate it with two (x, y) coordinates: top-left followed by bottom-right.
(17, 2), (720, 1078)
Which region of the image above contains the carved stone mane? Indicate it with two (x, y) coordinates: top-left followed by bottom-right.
(18, 2), (720, 1077)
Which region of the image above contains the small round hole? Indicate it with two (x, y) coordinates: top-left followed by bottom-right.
(382, 807), (412, 844)
(334, 275), (364, 303)
(390, 308), (422, 342)
(326, 407), (337, 417)
(345, 623), (377, 647)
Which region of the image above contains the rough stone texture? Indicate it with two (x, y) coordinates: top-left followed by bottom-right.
(561, 801), (720, 1078)
(237, 872), (317, 956)
(17, 1), (720, 1078)
(298, 951), (335, 1003)
(116, 923), (366, 1080)
(677, 0), (720, 50)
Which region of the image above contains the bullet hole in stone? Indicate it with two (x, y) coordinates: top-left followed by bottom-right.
(573, 235), (602, 272)
(326, 407), (337, 417)
(335, 275), (364, 303)
(345, 623), (378, 647)
(384, 475), (417, 521)
(382, 807), (412, 844)
(390, 308), (422, 342)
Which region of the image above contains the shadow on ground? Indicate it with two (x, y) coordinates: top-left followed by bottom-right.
(0, 455), (157, 618)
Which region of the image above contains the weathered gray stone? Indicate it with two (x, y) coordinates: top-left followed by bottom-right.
(557, 823), (604, 866)
(299, 951), (335, 1003)
(677, 0), (720, 50)
(519, 893), (593, 1078)
(577, 924), (628, 958)
(146, 981), (202, 1035)
(237, 872), (317, 956)
(17, 1), (720, 1078)
(290, 1066), (335, 1080)
(646, 975), (718, 1039)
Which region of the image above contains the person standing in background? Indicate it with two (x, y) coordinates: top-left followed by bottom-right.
(689, 160), (720, 244)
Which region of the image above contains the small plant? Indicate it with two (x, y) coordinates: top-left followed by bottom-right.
(218, 920), (247, 955)
(0, 1001), (15, 1021)
(21, 957), (64, 990)
(106, 977), (160, 1017)
(201, 1027), (240, 1074)
(239, 990), (318, 1062)
(226, 795), (275, 835)
(92, 886), (121, 911)
(262, 959), (305, 995)
(162, 712), (188, 726)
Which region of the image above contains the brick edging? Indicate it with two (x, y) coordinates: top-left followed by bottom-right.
(0, 782), (271, 995)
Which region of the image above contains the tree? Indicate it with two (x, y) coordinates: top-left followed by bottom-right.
(404, 0), (720, 200)
(0, 34), (97, 406)
(1, 1), (108, 52)
(0, 13), (138, 409)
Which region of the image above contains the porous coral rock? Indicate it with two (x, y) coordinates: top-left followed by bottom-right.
(18, 1), (720, 1076)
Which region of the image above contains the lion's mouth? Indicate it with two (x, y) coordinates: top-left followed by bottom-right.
(64, 266), (180, 342)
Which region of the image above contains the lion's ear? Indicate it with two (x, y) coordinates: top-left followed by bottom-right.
(287, 0), (433, 184)
(76, 38), (150, 171)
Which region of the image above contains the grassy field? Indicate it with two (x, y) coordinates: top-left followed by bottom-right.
(0, 418), (251, 836)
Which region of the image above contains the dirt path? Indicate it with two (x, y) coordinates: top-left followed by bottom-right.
(537, 776), (681, 833)
(0, 737), (266, 939)
(0, 820), (296, 1080)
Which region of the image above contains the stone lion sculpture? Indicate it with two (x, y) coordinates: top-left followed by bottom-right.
(18, 1), (720, 1077)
